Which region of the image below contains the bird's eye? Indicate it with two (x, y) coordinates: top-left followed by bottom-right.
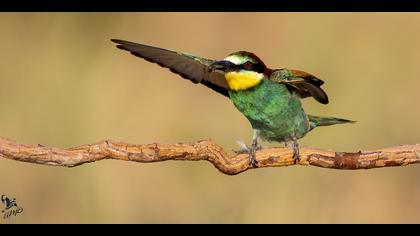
(243, 61), (253, 69)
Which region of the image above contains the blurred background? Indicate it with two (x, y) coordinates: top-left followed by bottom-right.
(0, 13), (420, 223)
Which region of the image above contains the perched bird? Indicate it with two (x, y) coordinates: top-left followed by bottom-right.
(111, 39), (354, 167)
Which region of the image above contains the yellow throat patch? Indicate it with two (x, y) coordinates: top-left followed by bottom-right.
(225, 71), (264, 91)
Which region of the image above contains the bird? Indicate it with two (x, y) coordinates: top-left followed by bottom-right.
(111, 39), (355, 167)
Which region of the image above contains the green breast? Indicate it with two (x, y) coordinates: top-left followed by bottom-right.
(229, 79), (310, 142)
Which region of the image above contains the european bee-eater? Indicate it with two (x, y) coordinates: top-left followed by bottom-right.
(111, 39), (354, 167)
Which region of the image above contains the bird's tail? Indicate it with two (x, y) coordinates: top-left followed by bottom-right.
(308, 115), (355, 130)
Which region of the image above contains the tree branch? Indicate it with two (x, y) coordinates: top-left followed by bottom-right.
(0, 137), (419, 175)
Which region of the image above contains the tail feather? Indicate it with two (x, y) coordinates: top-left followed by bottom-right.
(308, 115), (355, 130)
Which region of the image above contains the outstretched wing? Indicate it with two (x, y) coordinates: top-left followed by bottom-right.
(270, 68), (329, 104)
(111, 39), (229, 97)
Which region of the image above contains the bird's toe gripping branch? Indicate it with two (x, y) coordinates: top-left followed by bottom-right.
(292, 140), (300, 164)
(234, 140), (260, 167)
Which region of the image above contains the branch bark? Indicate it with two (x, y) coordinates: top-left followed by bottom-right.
(0, 137), (419, 175)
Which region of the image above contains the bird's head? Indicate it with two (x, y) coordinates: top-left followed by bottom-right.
(209, 51), (272, 91)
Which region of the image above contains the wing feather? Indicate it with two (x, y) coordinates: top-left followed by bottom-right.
(270, 69), (329, 104)
(111, 39), (229, 97)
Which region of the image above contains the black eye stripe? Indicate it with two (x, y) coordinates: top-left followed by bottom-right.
(240, 62), (264, 73)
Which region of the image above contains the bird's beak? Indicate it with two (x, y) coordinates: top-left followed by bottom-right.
(209, 60), (237, 72)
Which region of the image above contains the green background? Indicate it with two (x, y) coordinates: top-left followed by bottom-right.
(1, 13), (420, 223)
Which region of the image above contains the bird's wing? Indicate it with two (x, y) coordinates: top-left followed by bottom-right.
(269, 68), (329, 104)
(111, 39), (229, 97)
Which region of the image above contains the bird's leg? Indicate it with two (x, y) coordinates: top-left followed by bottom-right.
(249, 129), (260, 167)
(233, 129), (260, 167)
(292, 138), (300, 164)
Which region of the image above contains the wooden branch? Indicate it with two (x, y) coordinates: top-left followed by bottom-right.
(0, 137), (419, 175)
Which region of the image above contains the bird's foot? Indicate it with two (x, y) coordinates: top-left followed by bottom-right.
(292, 140), (300, 164)
(293, 150), (300, 164)
(249, 149), (258, 168)
(249, 139), (261, 167)
(249, 152), (258, 168)
(233, 141), (261, 167)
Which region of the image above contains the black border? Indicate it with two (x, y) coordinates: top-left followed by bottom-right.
(2, 1), (420, 12)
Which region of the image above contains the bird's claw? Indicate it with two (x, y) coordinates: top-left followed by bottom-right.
(292, 140), (300, 164)
(233, 141), (260, 167)
(249, 140), (260, 167)
(293, 150), (300, 164)
(249, 148), (258, 167)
